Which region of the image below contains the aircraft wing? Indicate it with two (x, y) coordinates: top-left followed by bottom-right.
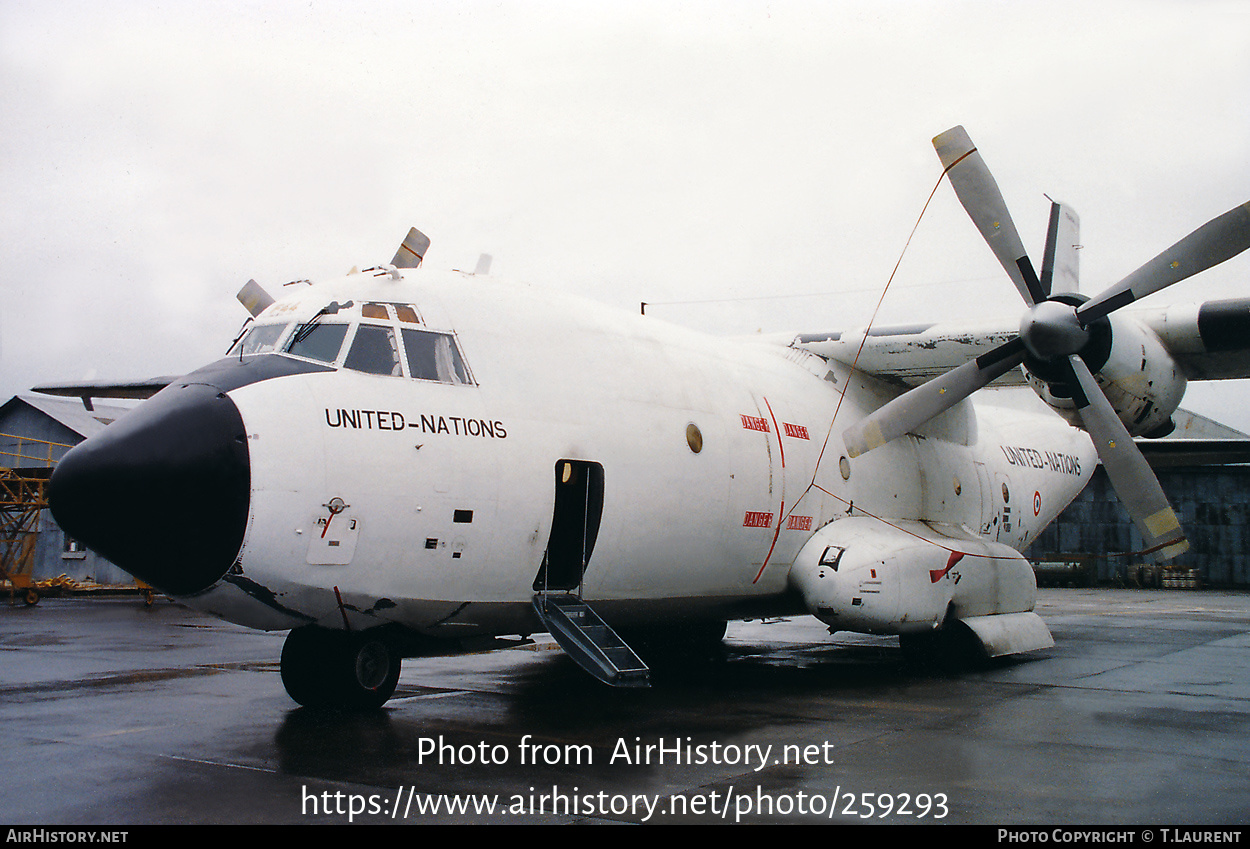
(791, 319), (1027, 388)
(32, 377), (174, 410)
(1133, 298), (1250, 380)
(789, 296), (1250, 387)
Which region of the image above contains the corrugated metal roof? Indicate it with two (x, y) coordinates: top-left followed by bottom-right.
(2, 394), (137, 440)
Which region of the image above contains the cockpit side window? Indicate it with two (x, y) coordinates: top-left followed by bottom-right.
(344, 325), (402, 376)
(401, 328), (471, 385)
(286, 323), (348, 364)
(237, 323), (289, 356)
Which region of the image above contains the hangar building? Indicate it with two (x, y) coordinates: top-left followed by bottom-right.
(1, 394), (137, 587)
(1026, 409), (1250, 587)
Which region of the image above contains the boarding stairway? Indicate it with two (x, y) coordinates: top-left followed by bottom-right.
(532, 594), (650, 688)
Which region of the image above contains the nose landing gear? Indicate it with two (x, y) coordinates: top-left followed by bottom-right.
(280, 626), (401, 709)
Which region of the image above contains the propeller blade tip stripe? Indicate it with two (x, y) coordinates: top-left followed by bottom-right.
(932, 126), (975, 171)
(1164, 539), (1190, 559)
(1145, 507), (1182, 538)
(843, 421), (885, 458)
(861, 421), (886, 452)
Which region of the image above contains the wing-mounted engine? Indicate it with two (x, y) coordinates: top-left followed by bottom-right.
(841, 126), (1250, 562)
(1021, 294), (1187, 439)
(788, 517), (1054, 656)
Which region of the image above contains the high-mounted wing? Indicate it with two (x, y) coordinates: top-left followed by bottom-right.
(794, 295), (1250, 389)
(792, 320), (1024, 388)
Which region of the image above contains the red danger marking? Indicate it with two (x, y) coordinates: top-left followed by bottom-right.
(741, 414), (770, 432)
(930, 551), (965, 583)
(783, 423), (810, 440)
(786, 515), (813, 531)
(743, 511), (774, 528)
(1033, 490), (1042, 517)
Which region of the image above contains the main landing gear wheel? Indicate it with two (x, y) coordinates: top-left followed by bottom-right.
(617, 620), (729, 671)
(280, 626), (401, 709)
(899, 621), (987, 673)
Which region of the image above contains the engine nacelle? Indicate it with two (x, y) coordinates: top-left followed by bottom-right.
(1025, 310), (1187, 438)
(788, 518), (1038, 635)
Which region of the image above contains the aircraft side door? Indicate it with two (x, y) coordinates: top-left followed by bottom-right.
(532, 459), (605, 594)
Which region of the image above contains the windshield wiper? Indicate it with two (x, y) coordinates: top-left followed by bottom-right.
(290, 300), (354, 347)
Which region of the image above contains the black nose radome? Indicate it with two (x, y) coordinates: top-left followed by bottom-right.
(50, 382), (250, 596)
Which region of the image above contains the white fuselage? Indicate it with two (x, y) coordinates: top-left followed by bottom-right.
(187, 268), (1096, 636)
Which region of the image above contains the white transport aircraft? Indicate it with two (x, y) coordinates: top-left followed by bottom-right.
(42, 127), (1250, 708)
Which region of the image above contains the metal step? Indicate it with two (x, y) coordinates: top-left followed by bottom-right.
(532, 594), (650, 688)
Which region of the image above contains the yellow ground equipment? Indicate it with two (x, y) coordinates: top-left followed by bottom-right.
(1, 434), (65, 605)
(2, 433), (160, 605)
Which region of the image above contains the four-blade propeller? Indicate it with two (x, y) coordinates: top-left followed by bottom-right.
(843, 126), (1250, 561)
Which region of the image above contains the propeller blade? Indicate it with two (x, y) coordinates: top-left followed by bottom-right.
(1040, 201), (1080, 296)
(1065, 355), (1188, 561)
(1078, 200), (1250, 324)
(843, 338), (1026, 457)
(392, 227), (431, 269)
(236, 279), (275, 318)
(934, 126), (1046, 306)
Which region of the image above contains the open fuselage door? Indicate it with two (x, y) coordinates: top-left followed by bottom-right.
(531, 459), (649, 687)
(533, 459), (604, 593)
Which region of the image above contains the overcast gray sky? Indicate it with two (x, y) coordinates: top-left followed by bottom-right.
(3, 1), (1248, 427)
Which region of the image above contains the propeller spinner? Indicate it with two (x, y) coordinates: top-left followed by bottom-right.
(843, 126), (1250, 561)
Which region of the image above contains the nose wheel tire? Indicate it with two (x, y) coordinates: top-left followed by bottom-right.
(281, 626), (401, 709)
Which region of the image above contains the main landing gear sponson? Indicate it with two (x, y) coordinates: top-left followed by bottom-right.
(280, 626), (402, 709)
